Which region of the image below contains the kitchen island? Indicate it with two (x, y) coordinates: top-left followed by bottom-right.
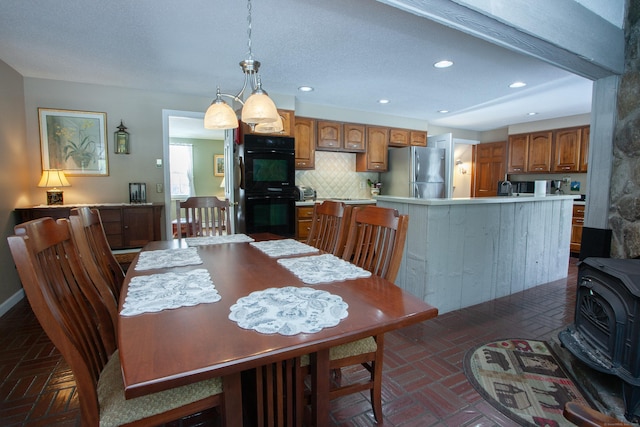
(376, 195), (578, 314)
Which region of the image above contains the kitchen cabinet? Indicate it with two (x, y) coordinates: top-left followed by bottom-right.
(14, 203), (164, 249)
(570, 203), (585, 253)
(528, 131), (552, 172)
(410, 131), (427, 146)
(553, 127), (581, 172)
(317, 120), (343, 151)
(242, 109), (294, 137)
(507, 134), (529, 173)
(357, 126), (388, 171)
(294, 117), (316, 169)
(473, 141), (507, 197)
(389, 128), (410, 147)
(296, 205), (315, 241)
(580, 126), (590, 172)
(343, 123), (366, 152)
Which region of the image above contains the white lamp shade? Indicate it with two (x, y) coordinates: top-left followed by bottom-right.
(241, 92), (279, 124)
(254, 114), (283, 133)
(38, 169), (70, 188)
(204, 101), (239, 129)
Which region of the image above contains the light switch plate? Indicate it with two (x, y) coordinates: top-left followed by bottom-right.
(156, 183), (163, 193)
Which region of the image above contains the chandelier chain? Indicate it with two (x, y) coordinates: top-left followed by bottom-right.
(246, 0), (253, 60)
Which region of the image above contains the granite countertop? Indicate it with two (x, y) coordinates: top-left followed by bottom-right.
(296, 198), (377, 207)
(376, 194), (579, 206)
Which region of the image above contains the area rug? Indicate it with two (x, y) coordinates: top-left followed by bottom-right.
(464, 339), (594, 427)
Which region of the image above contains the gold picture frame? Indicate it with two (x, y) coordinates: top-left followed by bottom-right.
(39, 108), (109, 176)
(214, 154), (224, 176)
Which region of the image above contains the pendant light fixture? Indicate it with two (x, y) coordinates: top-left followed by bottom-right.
(204, 0), (278, 130)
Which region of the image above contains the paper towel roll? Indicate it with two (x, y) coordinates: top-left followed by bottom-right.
(535, 180), (547, 197)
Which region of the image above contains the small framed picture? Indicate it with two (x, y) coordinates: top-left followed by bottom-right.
(38, 108), (109, 176)
(214, 154), (224, 176)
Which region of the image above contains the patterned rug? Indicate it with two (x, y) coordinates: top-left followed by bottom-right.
(464, 339), (593, 427)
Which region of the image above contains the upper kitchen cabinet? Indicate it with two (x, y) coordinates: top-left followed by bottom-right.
(242, 109), (294, 137)
(507, 134), (529, 173)
(294, 117), (316, 169)
(580, 126), (590, 172)
(410, 131), (427, 147)
(317, 121), (343, 151)
(528, 131), (553, 173)
(343, 123), (366, 152)
(389, 128), (410, 147)
(553, 127), (582, 172)
(356, 126), (388, 172)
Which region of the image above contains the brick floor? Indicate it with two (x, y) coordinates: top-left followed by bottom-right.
(0, 258), (579, 426)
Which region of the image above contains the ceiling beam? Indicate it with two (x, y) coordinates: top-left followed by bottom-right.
(376, 0), (624, 80)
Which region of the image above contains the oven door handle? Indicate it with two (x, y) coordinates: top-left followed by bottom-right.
(247, 194), (296, 200)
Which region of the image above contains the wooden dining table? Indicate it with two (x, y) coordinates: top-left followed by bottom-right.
(118, 234), (438, 427)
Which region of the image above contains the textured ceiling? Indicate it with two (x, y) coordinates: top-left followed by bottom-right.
(0, 0), (594, 133)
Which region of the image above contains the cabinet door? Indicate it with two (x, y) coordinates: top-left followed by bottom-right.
(570, 204), (585, 253)
(580, 126), (590, 172)
(473, 141), (506, 197)
(507, 134), (528, 173)
(389, 128), (409, 147)
(357, 127), (388, 171)
(553, 127), (581, 172)
(410, 131), (427, 146)
(98, 207), (124, 249)
(122, 207), (155, 248)
(294, 117), (316, 169)
(528, 131), (552, 172)
(317, 121), (342, 151)
(343, 123), (366, 152)
(296, 206), (315, 241)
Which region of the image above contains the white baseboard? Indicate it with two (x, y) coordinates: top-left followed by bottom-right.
(0, 289), (25, 318)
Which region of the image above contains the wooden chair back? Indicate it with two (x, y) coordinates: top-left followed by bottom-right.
(175, 196), (232, 238)
(8, 217), (116, 426)
(306, 201), (352, 256)
(341, 206), (409, 282)
(69, 207), (124, 303)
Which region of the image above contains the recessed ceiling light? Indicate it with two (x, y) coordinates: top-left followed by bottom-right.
(378, 99), (390, 104)
(438, 109), (449, 114)
(527, 112), (538, 116)
(433, 60), (454, 68)
(298, 86), (314, 92)
(509, 81), (527, 88)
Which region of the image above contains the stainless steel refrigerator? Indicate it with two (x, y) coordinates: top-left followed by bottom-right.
(381, 146), (448, 198)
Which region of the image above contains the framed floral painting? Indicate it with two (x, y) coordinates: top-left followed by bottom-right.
(38, 108), (109, 176)
(214, 154), (224, 176)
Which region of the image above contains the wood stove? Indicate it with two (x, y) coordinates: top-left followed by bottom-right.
(559, 257), (640, 422)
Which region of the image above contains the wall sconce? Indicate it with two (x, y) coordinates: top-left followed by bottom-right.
(115, 120), (130, 154)
(38, 169), (71, 205)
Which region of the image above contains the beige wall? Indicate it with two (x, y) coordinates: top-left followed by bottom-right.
(0, 60), (30, 313)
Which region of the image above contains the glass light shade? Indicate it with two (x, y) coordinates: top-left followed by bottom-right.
(254, 114), (283, 133)
(204, 100), (239, 129)
(241, 92), (278, 124)
(38, 169), (71, 188)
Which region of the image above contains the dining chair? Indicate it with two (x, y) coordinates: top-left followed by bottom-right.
(69, 207), (124, 316)
(299, 206), (409, 422)
(305, 200), (352, 256)
(175, 196), (232, 238)
(8, 217), (225, 426)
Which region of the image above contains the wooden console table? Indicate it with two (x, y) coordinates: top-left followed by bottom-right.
(14, 203), (164, 250)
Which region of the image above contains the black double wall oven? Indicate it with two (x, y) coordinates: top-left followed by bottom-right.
(238, 134), (296, 237)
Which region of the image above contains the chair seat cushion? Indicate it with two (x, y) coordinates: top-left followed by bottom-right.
(98, 350), (223, 427)
(300, 336), (377, 367)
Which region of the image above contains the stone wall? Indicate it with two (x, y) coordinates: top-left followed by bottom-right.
(611, 2), (640, 258)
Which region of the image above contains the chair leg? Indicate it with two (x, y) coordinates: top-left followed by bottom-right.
(371, 335), (384, 422)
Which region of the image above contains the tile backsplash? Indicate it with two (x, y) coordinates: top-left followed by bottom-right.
(295, 151), (379, 199)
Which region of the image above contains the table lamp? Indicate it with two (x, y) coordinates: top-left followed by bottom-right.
(38, 169), (70, 205)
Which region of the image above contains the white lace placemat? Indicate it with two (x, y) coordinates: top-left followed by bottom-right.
(249, 239), (319, 257)
(121, 269), (221, 316)
(277, 254), (372, 285)
(228, 286), (348, 335)
(185, 234), (255, 246)
(134, 247), (202, 271)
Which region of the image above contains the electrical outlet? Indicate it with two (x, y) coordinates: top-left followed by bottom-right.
(360, 181), (366, 189)
(156, 159), (163, 168)
(563, 176), (571, 184)
(156, 183), (163, 193)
